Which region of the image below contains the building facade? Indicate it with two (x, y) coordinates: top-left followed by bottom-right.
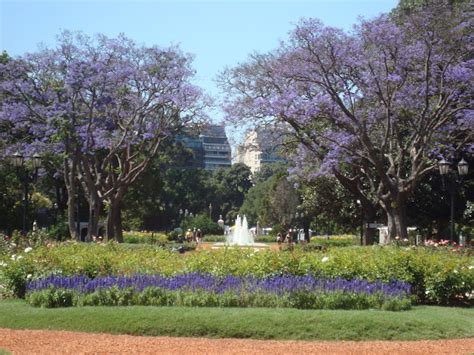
(177, 125), (232, 170)
(235, 128), (286, 174)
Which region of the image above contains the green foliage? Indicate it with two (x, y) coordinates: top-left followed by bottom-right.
(122, 148), (252, 231)
(239, 165), (300, 228)
(268, 224), (286, 237)
(201, 235), (225, 242)
(300, 176), (361, 234)
(26, 287), (409, 311)
(254, 235), (276, 243)
(27, 287), (76, 308)
(2, 243), (473, 306)
(123, 231), (168, 244)
(47, 216), (70, 241)
(2, 255), (36, 298)
(310, 235), (359, 248)
(180, 214), (222, 235)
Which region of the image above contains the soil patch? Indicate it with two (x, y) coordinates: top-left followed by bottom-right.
(1, 328), (473, 354)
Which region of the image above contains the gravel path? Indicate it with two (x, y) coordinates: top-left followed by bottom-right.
(0, 329), (473, 354)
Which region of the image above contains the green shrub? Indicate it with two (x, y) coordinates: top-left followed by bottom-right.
(382, 298), (412, 311)
(2, 255), (36, 298)
(26, 287), (76, 308)
(180, 214), (222, 235)
(310, 235), (358, 247)
(255, 235), (276, 243)
(269, 224), (286, 237)
(4, 243), (473, 306)
(123, 231), (168, 244)
(47, 216), (70, 241)
(202, 235), (226, 242)
(26, 287), (409, 311)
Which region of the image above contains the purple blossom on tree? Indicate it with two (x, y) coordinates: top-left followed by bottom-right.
(0, 31), (209, 240)
(219, 4), (473, 240)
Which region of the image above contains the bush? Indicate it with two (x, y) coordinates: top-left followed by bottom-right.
(202, 235), (226, 242)
(310, 235), (358, 247)
(47, 216), (70, 241)
(255, 235), (276, 243)
(123, 231), (168, 244)
(180, 214), (222, 235)
(269, 224), (286, 237)
(3, 243), (473, 306)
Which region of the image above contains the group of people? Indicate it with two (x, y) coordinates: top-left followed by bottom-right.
(276, 228), (307, 249)
(185, 228), (203, 243)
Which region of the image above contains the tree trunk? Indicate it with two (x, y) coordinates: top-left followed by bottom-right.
(67, 192), (78, 240)
(64, 157), (79, 240)
(106, 199), (123, 242)
(87, 195), (101, 241)
(113, 201), (123, 243)
(106, 203), (115, 241)
(385, 203), (409, 241)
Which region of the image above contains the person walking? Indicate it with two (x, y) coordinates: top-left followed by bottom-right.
(185, 229), (193, 242)
(277, 232), (283, 250)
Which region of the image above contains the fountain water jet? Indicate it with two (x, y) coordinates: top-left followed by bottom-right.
(213, 215), (268, 249)
(227, 215), (255, 245)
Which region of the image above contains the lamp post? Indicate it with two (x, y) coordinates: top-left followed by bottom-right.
(356, 199), (363, 246)
(11, 152), (42, 234)
(438, 158), (469, 242)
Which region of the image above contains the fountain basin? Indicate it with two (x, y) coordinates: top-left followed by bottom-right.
(211, 242), (270, 250)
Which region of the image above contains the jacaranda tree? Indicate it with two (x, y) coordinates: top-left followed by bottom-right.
(0, 32), (208, 241)
(220, 3), (472, 240)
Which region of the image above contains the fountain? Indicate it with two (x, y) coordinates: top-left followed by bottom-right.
(227, 215), (254, 245)
(213, 215), (269, 249)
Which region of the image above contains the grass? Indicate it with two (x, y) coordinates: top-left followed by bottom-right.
(0, 300), (472, 341)
(0, 350), (11, 355)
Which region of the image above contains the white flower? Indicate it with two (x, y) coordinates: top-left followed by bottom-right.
(16, 255), (23, 260)
(10, 254), (16, 260)
(0, 261), (7, 267)
(403, 238), (409, 242)
(322, 256), (329, 263)
(453, 269), (458, 274)
(469, 266), (474, 270)
(24, 247), (33, 253)
(26, 274), (32, 280)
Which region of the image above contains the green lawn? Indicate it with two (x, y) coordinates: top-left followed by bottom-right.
(0, 300), (472, 341)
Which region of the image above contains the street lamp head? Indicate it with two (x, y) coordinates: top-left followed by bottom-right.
(457, 158), (469, 177)
(31, 153), (42, 169)
(438, 159), (451, 176)
(11, 151), (24, 167)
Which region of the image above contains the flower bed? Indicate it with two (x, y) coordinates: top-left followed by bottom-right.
(1, 243), (472, 306)
(25, 273), (411, 310)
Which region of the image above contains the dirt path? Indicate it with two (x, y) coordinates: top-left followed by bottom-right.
(0, 329), (473, 354)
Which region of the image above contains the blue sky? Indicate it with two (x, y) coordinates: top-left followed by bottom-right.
(1, 0), (397, 127)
